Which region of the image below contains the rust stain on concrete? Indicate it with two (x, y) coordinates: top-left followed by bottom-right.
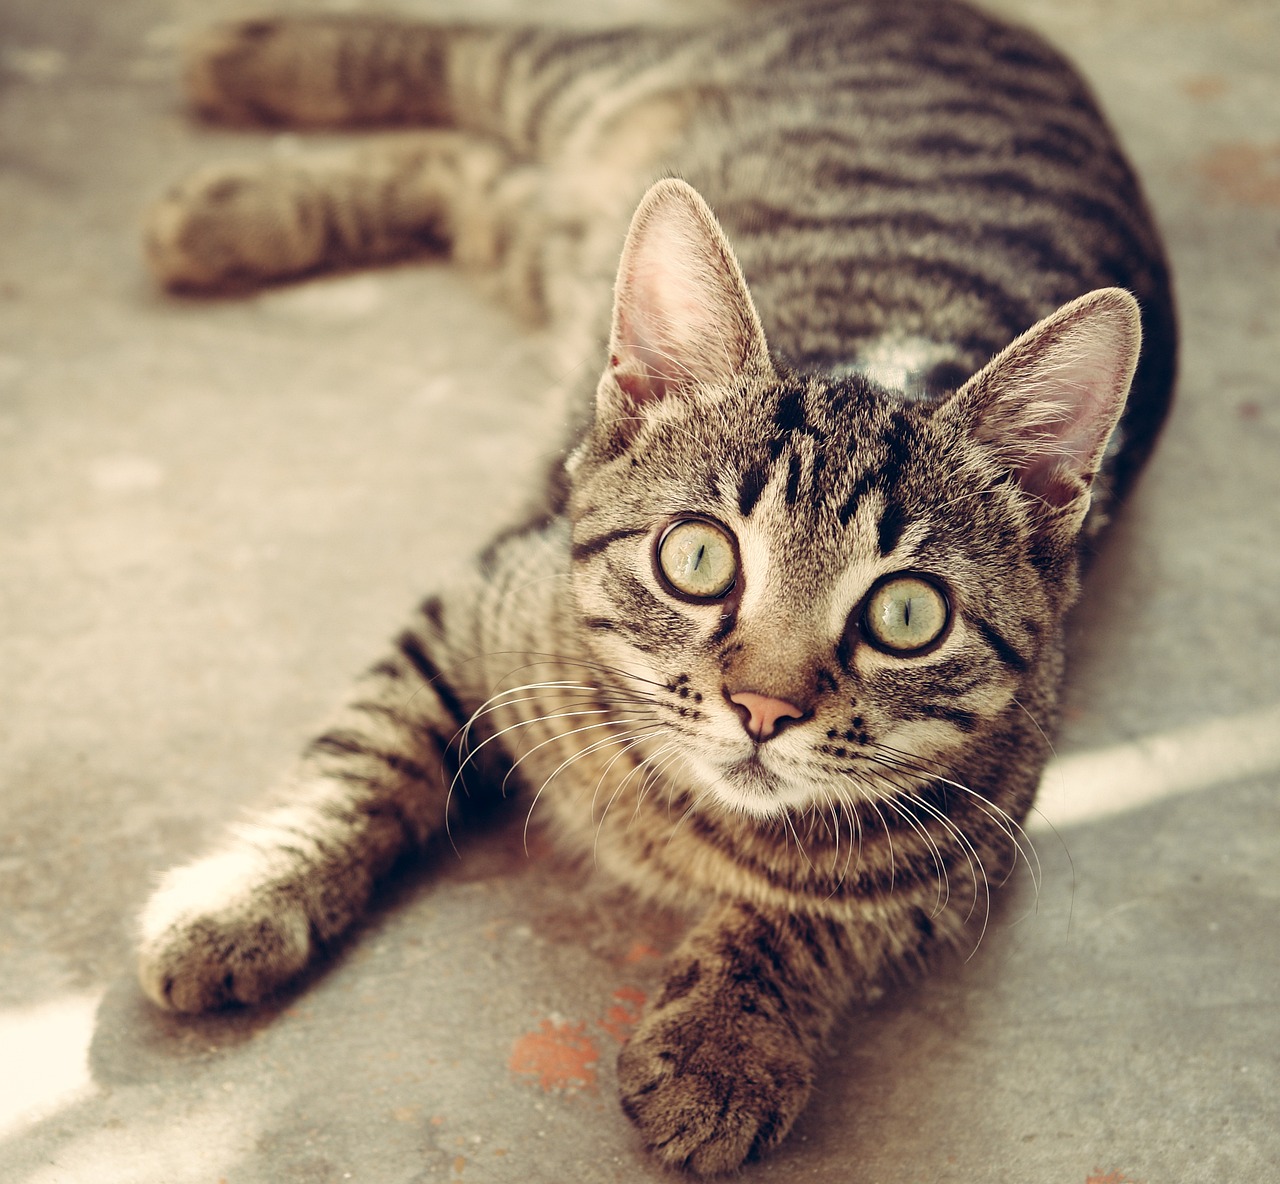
(599, 986), (647, 1041)
(509, 1019), (599, 1092)
(1181, 74), (1227, 100)
(622, 940), (663, 964)
(1086, 1171), (1142, 1184)
(1197, 141), (1280, 207)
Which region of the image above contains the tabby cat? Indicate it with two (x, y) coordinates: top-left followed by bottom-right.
(137, 0), (1176, 1172)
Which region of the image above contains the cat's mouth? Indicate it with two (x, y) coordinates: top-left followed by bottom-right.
(726, 754), (777, 794)
(674, 737), (820, 818)
(708, 752), (815, 818)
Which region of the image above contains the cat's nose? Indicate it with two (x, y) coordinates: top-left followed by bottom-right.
(726, 690), (807, 742)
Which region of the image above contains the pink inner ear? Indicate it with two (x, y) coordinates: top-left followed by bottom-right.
(964, 288), (1142, 512)
(606, 179), (770, 408)
(612, 207), (733, 403)
(1011, 360), (1118, 505)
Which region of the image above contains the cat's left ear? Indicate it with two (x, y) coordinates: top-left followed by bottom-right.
(601, 178), (775, 418)
(943, 287), (1142, 533)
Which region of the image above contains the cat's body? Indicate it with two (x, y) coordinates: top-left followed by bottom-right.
(138, 0), (1176, 1173)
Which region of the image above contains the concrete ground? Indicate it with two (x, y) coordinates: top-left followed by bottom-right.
(1, 0), (1277, 1180)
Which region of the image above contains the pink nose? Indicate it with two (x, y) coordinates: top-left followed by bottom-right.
(727, 691), (806, 742)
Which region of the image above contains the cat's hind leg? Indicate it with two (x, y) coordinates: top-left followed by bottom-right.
(182, 17), (487, 130)
(179, 16), (679, 154)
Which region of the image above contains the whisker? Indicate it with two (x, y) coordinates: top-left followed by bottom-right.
(588, 727), (659, 823)
(595, 739), (682, 857)
(780, 807), (815, 872)
(631, 745), (688, 822)
(513, 716), (658, 849)
(869, 744), (1042, 899)
(859, 756), (986, 921)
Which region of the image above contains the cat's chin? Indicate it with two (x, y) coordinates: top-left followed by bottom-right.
(685, 752), (817, 820)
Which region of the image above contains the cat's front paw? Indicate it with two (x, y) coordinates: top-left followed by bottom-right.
(137, 847), (315, 1013)
(616, 978), (815, 1174)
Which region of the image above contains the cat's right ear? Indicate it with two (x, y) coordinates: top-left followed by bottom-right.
(599, 179), (774, 423)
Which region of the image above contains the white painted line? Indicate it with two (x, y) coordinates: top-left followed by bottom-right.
(0, 993), (99, 1139)
(1032, 702), (1280, 831)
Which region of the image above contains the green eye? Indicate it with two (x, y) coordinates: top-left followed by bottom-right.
(863, 575), (950, 654)
(657, 519), (737, 600)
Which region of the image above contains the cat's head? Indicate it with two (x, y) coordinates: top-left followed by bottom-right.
(567, 180), (1140, 819)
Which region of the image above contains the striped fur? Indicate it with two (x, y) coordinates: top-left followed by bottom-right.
(138, 2), (1176, 1173)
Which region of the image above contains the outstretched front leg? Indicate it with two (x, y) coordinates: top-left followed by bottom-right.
(145, 131), (545, 296)
(137, 593), (485, 1013)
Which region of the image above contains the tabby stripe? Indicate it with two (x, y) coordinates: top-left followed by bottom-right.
(586, 614), (658, 652)
(872, 46), (1066, 100)
(900, 124), (1106, 172)
(809, 452), (828, 503)
(608, 566), (693, 643)
(526, 32), (650, 138)
(307, 729), (431, 783)
(789, 913), (829, 972)
(817, 158), (1137, 237)
(418, 595), (446, 637)
(655, 959), (702, 1007)
(784, 452), (802, 506)
(477, 510), (556, 577)
(906, 130), (988, 158)
(810, 255), (1040, 338)
(516, 37), (612, 149)
(350, 700), (456, 754)
(973, 617), (1029, 673)
(394, 631), (471, 729)
(711, 912), (807, 1034)
(876, 500), (908, 557)
(707, 611), (736, 648)
(915, 703), (980, 733)
(731, 203), (1094, 283)
(738, 464), (770, 517)
(773, 386), (809, 434)
(351, 700), (407, 725)
(571, 526), (645, 562)
(837, 415), (913, 529)
(685, 811), (911, 898)
(875, 654), (988, 698)
(478, 27), (541, 126)
(836, 470), (876, 528)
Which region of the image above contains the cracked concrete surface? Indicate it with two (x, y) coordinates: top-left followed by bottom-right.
(1, 0), (1278, 1180)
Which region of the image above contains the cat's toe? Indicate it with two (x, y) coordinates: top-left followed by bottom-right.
(137, 850), (314, 1013)
(616, 1010), (813, 1175)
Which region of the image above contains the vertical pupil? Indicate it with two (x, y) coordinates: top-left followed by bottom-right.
(693, 544), (706, 572)
(903, 597), (912, 628)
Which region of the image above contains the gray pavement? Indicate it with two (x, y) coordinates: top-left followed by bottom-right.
(2, 0), (1278, 1181)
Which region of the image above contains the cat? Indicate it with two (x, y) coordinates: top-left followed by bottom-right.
(136, 0), (1176, 1173)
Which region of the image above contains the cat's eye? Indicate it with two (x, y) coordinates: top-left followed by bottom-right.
(656, 519), (738, 600)
(862, 574), (950, 654)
